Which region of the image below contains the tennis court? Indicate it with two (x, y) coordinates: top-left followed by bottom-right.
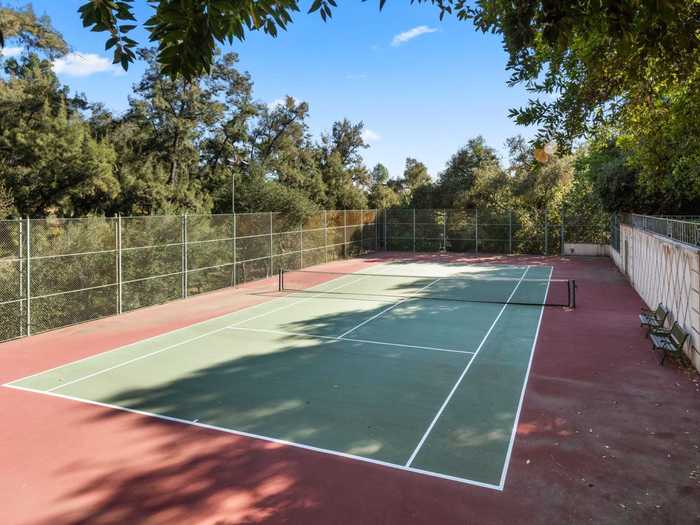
(5, 261), (572, 489)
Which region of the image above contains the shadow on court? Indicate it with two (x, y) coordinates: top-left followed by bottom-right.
(6, 256), (700, 525)
(79, 299), (500, 463)
(33, 300), (516, 524)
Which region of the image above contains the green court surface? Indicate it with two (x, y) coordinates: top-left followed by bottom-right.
(8, 262), (554, 489)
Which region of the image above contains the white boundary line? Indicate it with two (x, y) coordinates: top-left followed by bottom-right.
(5, 264), (393, 388)
(335, 278), (443, 339)
(2, 383), (501, 491)
(496, 266), (553, 490)
(4, 262), (553, 491)
(404, 266), (530, 467)
(227, 326), (475, 355)
(41, 272), (384, 393)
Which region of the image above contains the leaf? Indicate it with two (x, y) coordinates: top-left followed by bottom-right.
(105, 36), (119, 50)
(308, 0), (324, 14)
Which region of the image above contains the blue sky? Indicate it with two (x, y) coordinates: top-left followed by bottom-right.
(3, 0), (535, 179)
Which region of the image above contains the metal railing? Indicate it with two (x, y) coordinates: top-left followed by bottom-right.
(624, 214), (700, 248)
(0, 210), (378, 343)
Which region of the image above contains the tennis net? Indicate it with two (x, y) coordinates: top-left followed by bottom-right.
(279, 269), (576, 308)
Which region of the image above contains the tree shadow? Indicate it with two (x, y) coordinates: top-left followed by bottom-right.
(39, 296), (496, 524)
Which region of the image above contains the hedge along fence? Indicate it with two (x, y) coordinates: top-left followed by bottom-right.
(0, 210), (379, 343)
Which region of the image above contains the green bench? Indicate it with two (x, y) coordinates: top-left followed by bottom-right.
(650, 322), (690, 365)
(639, 304), (669, 335)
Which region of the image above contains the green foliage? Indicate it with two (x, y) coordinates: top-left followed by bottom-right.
(435, 136), (499, 208)
(368, 164), (399, 209)
(0, 178), (14, 218)
(2, 3), (694, 225)
(470, 1), (700, 146)
(0, 5), (68, 58)
(576, 141), (640, 213)
(319, 119), (370, 209)
(370, 163), (389, 185)
(75, 0), (306, 79)
(403, 158), (430, 192)
(233, 169), (318, 224)
(0, 9), (375, 220)
(0, 54), (119, 217)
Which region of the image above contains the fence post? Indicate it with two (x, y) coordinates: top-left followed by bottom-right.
(117, 215), (122, 314)
(300, 217), (304, 269)
(18, 219), (24, 337)
(25, 217), (31, 337)
(544, 207), (549, 255)
(343, 209), (347, 258)
(475, 208), (479, 256)
(233, 213), (237, 287)
(269, 212), (274, 276)
(374, 209), (378, 251)
(360, 209), (364, 253)
(182, 214), (188, 298)
(324, 210), (328, 263)
(508, 209), (513, 254)
(560, 207), (565, 256)
(384, 209), (388, 251)
(412, 208), (416, 253)
(443, 210), (447, 252)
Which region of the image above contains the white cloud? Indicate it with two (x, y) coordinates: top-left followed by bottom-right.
(52, 52), (124, 77)
(391, 26), (438, 47)
(0, 46), (23, 58)
(362, 129), (381, 144)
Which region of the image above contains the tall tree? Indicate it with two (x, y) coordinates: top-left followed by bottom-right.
(0, 5), (68, 57)
(368, 163), (399, 209)
(318, 119), (370, 209)
(0, 53), (118, 217)
(403, 158), (430, 191)
(435, 136), (500, 209)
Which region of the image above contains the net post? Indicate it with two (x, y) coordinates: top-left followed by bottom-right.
(571, 279), (576, 308)
(412, 208), (416, 253)
(117, 214), (122, 314)
(278, 268), (283, 291)
(475, 208), (479, 256)
(25, 217), (31, 337)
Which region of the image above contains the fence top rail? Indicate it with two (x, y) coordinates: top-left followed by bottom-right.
(624, 213), (700, 247)
(629, 213), (700, 225)
(9, 209), (381, 221)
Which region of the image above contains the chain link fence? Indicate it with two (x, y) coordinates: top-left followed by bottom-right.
(1, 207), (612, 344)
(0, 210), (379, 343)
(378, 208), (611, 256)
